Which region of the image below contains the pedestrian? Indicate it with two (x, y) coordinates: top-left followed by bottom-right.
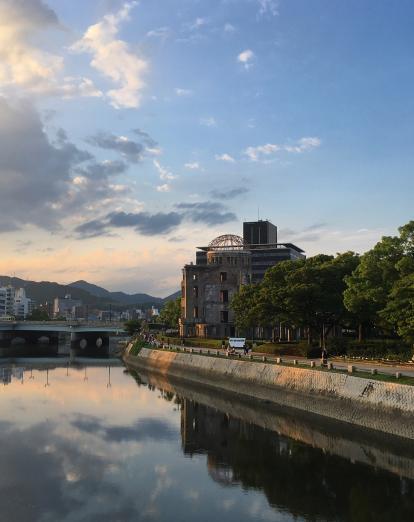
(321, 347), (328, 367)
(221, 339), (226, 351)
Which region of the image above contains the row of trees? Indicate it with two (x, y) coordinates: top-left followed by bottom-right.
(232, 221), (414, 346)
(124, 297), (181, 336)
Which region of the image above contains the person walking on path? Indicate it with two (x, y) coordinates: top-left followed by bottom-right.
(321, 347), (328, 367)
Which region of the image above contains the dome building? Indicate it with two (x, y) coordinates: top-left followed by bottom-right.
(180, 234), (251, 338)
(179, 220), (305, 339)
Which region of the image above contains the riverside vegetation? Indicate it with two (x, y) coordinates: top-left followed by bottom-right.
(231, 221), (414, 361)
(130, 221), (414, 362)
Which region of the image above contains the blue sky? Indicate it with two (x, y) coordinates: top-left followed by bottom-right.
(0, 0), (413, 295)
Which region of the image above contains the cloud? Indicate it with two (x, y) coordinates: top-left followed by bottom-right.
(284, 137), (322, 153)
(0, 97), (91, 231)
(245, 137), (321, 161)
(238, 49), (255, 69)
(184, 162), (201, 170)
(72, 415), (177, 442)
(76, 160), (127, 179)
(210, 187), (249, 200)
(187, 17), (208, 31)
(87, 131), (158, 162)
(175, 88), (192, 96)
(176, 201), (237, 226)
(245, 143), (279, 161)
(75, 211), (182, 238)
(154, 160), (175, 181)
(0, 0), (100, 99)
(215, 153), (235, 163)
(70, 1), (147, 108)
(200, 116), (217, 127)
(146, 26), (171, 40)
(156, 184), (170, 192)
(224, 23), (236, 33)
(256, 0), (279, 16)
(75, 201), (237, 238)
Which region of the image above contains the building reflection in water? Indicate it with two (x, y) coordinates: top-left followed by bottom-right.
(1, 365), (115, 388)
(177, 395), (414, 521)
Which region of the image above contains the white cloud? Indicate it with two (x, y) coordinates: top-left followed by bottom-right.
(188, 17), (208, 30)
(146, 26), (171, 40)
(154, 160), (176, 180)
(175, 88), (192, 96)
(0, 0), (100, 99)
(245, 137), (321, 161)
(200, 116), (217, 127)
(215, 153), (236, 163)
(224, 23), (236, 33)
(238, 49), (255, 69)
(184, 162), (201, 170)
(245, 143), (279, 161)
(71, 1), (147, 109)
(284, 137), (322, 153)
(156, 184), (170, 192)
(257, 0), (279, 17)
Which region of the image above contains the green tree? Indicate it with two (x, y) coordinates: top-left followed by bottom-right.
(233, 253), (359, 346)
(381, 273), (414, 345)
(159, 297), (181, 328)
(124, 319), (141, 336)
(27, 308), (50, 321)
(231, 284), (261, 332)
(344, 221), (414, 340)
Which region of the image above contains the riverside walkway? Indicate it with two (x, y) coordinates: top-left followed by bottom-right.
(155, 342), (414, 379)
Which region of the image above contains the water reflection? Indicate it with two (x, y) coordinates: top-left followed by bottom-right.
(0, 364), (413, 521)
(132, 369), (414, 522)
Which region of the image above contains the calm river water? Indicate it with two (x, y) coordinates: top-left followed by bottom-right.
(0, 363), (413, 522)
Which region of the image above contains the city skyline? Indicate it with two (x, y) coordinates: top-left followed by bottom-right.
(1, 0), (413, 295)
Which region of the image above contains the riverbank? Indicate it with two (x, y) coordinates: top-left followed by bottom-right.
(130, 366), (414, 481)
(125, 347), (414, 440)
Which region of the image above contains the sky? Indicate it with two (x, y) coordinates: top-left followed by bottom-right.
(0, 0), (413, 296)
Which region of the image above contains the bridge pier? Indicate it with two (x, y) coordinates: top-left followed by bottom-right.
(70, 332), (109, 358)
(0, 330), (59, 357)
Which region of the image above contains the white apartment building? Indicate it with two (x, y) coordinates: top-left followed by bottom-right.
(13, 288), (34, 319)
(0, 286), (14, 318)
(0, 286), (34, 319)
(53, 294), (82, 319)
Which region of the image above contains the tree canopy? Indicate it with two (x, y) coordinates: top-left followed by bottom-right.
(231, 220), (414, 348)
(159, 297), (181, 328)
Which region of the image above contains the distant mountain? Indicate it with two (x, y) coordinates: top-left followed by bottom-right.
(69, 280), (173, 305)
(0, 276), (111, 307)
(0, 276), (180, 309)
(163, 290), (181, 302)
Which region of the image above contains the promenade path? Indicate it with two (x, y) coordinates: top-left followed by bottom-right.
(162, 343), (414, 379)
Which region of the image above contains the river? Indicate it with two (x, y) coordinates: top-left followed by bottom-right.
(0, 363), (413, 521)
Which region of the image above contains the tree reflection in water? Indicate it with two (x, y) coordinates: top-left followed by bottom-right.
(131, 369), (414, 522)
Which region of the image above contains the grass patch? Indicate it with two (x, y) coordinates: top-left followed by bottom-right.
(158, 336), (223, 349)
(253, 342), (320, 358)
(129, 340), (150, 356)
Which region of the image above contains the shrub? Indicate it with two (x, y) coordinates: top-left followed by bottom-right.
(326, 337), (350, 355)
(129, 340), (148, 356)
(253, 342), (319, 358)
(346, 339), (412, 361)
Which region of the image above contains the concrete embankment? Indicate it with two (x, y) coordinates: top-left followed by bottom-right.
(125, 347), (414, 440)
(132, 367), (414, 481)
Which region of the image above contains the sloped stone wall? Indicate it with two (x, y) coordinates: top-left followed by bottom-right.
(125, 348), (414, 439)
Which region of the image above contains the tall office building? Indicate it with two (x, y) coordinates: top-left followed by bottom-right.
(243, 220), (278, 246)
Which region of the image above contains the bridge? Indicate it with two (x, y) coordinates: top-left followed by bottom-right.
(0, 321), (127, 358)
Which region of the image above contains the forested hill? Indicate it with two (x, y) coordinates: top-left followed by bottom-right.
(0, 276), (180, 308)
